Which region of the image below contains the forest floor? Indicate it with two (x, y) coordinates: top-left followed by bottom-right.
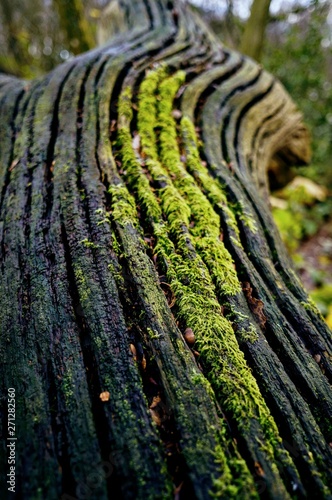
(299, 219), (332, 290)
(298, 218), (332, 327)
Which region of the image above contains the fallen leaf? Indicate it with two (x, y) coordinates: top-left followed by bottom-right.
(254, 461), (265, 477)
(129, 343), (137, 361)
(149, 395), (161, 409)
(99, 391), (110, 402)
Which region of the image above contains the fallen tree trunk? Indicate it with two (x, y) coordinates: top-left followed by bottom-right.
(0, 1), (331, 499)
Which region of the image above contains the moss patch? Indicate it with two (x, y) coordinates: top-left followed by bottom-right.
(112, 68), (297, 496)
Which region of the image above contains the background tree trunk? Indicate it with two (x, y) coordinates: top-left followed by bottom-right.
(53, 0), (95, 56)
(0, 1), (331, 499)
(240, 0), (272, 62)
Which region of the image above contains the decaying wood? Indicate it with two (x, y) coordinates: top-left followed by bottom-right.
(0, 1), (331, 499)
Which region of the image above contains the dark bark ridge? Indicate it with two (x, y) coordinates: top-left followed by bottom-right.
(0, 1), (331, 499)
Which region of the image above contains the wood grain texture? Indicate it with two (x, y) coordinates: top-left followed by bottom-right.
(0, 1), (331, 499)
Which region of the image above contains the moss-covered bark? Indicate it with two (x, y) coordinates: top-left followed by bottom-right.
(0, 1), (331, 499)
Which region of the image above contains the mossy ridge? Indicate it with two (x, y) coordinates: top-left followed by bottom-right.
(180, 116), (242, 244)
(117, 89), (162, 223)
(108, 183), (139, 226)
(179, 93), (307, 487)
(138, 68), (242, 303)
(136, 69), (297, 494)
(178, 116), (263, 341)
(114, 83), (257, 496)
(138, 70), (246, 336)
(117, 72), (192, 236)
(157, 73), (241, 298)
(154, 226), (275, 437)
(152, 225), (297, 496)
(137, 64), (168, 161)
(178, 105), (332, 489)
(107, 188), (254, 499)
(156, 73), (262, 348)
(237, 205), (258, 233)
(137, 66), (193, 234)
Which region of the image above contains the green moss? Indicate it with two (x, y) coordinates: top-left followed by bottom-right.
(137, 65), (168, 160)
(117, 86), (165, 226)
(94, 211), (121, 257)
(230, 201), (258, 234)
(190, 371), (216, 400)
(94, 207), (112, 226)
(212, 442), (258, 499)
(117, 131), (162, 223)
(146, 327), (161, 340)
(238, 211), (257, 233)
(153, 71), (283, 458)
(108, 262), (125, 288)
(118, 86), (133, 123)
(135, 91), (191, 236)
(156, 74), (241, 298)
(62, 369), (74, 404)
(96, 217), (111, 226)
(111, 232), (121, 256)
(114, 68), (295, 494)
(79, 238), (99, 249)
(153, 225), (294, 485)
(108, 183), (138, 227)
(94, 336), (103, 349)
(301, 297), (325, 320)
(195, 237), (241, 297)
(117, 73), (255, 494)
(160, 184), (191, 231)
(74, 266), (91, 304)
(237, 326), (259, 344)
(181, 116), (243, 244)
(224, 305), (258, 344)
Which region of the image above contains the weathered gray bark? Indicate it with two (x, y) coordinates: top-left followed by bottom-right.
(0, 1), (331, 499)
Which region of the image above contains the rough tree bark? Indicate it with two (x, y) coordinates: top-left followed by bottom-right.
(0, 1), (331, 499)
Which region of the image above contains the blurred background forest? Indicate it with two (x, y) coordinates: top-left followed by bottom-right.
(0, 0), (331, 323)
